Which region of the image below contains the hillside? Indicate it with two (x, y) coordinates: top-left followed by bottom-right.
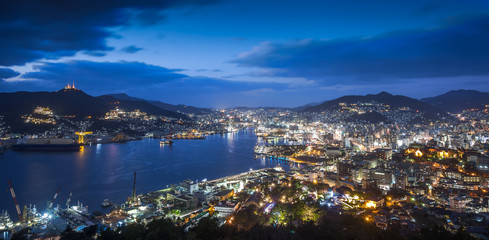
(102, 93), (210, 115)
(421, 89), (489, 113)
(302, 91), (449, 122)
(0, 88), (189, 132)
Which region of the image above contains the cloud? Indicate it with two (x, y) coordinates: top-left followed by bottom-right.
(121, 45), (143, 53)
(0, 0), (221, 66)
(195, 69), (222, 72)
(232, 14), (489, 84)
(240, 88), (274, 96)
(13, 60), (284, 97)
(82, 50), (110, 57)
(0, 68), (20, 81)
(21, 60), (188, 92)
(413, 1), (444, 15)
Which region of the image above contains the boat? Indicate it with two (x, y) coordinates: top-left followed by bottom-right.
(101, 199), (114, 208)
(0, 211), (13, 230)
(71, 201), (90, 216)
(12, 138), (80, 151)
(171, 135), (206, 140)
(159, 139), (173, 146)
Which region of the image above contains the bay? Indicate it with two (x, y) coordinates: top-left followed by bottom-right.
(0, 130), (287, 219)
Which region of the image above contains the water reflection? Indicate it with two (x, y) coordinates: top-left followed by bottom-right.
(0, 130), (290, 217)
(96, 143), (101, 154)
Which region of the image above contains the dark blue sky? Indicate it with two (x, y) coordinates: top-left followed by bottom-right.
(1, 0), (489, 107)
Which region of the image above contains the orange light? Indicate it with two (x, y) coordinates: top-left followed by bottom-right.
(366, 201), (376, 208)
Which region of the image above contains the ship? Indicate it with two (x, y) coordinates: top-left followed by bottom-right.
(12, 138), (81, 151)
(159, 139), (173, 146)
(0, 210), (14, 231)
(168, 134), (206, 140)
(101, 199), (115, 208)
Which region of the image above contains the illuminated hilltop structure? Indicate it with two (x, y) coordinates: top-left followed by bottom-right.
(58, 82), (81, 92)
(65, 82), (76, 89)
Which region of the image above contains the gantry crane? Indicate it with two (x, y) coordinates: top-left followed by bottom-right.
(8, 180), (23, 223)
(48, 186), (61, 209)
(66, 191), (72, 208)
(75, 131), (93, 144)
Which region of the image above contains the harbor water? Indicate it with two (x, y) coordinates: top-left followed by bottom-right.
(0, 130), (290, 220)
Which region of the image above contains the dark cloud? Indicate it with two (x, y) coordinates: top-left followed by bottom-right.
(132, 9), (168, 25)
(18, 60), (280, 93)
(121, 45), (144, 53)
(195, 69), (222, 72)
(126, 76), (288, 107)
(5, 60), (286, 106)
(414, 1), (444, 15)
(21, 60), (188, 92)
(233, 14), (489, 84)
(0, 0), (221, 66)
(82, 50), (110, 57)
(0, 68), (20, 81)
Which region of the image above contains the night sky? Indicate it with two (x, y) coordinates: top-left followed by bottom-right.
(1, 0), (489, 107)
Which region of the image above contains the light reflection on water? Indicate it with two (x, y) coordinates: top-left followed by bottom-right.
(0, 130), (290, 217)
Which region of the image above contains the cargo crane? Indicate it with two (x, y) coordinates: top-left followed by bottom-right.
(66, 191), (72, 208)
(75, 131), (93, 144)
(132, 172), (137, 203)
(48, 186), (61, 209)
(7, 180), (23, 223)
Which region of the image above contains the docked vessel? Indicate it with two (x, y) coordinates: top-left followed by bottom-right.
(0, 211), (14, 230)
(101, 199), (115, 208)
(159, 139), (173, 146)
(169, 134), (206, 140)
(12, 138), (81, 151)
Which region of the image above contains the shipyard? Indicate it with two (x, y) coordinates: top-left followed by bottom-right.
(0, 168), (285, 239)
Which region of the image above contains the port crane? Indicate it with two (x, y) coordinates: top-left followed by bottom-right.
(66, 191), (72, 208)
(7, 180), (23, 223)
(132, 172), (137, 203)
(75, 131), (93, 144)
(48, 186), (61, 209)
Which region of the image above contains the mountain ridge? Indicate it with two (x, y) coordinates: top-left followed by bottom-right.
(301, 91), (449, 122)
(420, 89), (489, 113)
(0, 88), (189, 132)
(101, 93), (211, 115)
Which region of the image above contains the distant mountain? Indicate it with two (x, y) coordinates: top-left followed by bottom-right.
(231, 106), (289, 111)
(292, 101), (325, 111)
(102, 93), (210, 115)
(103, 93), (144, 102)
(303, 91), (448, 122)
(0, 88), (189, 132)
(421, 89), (489, 113)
